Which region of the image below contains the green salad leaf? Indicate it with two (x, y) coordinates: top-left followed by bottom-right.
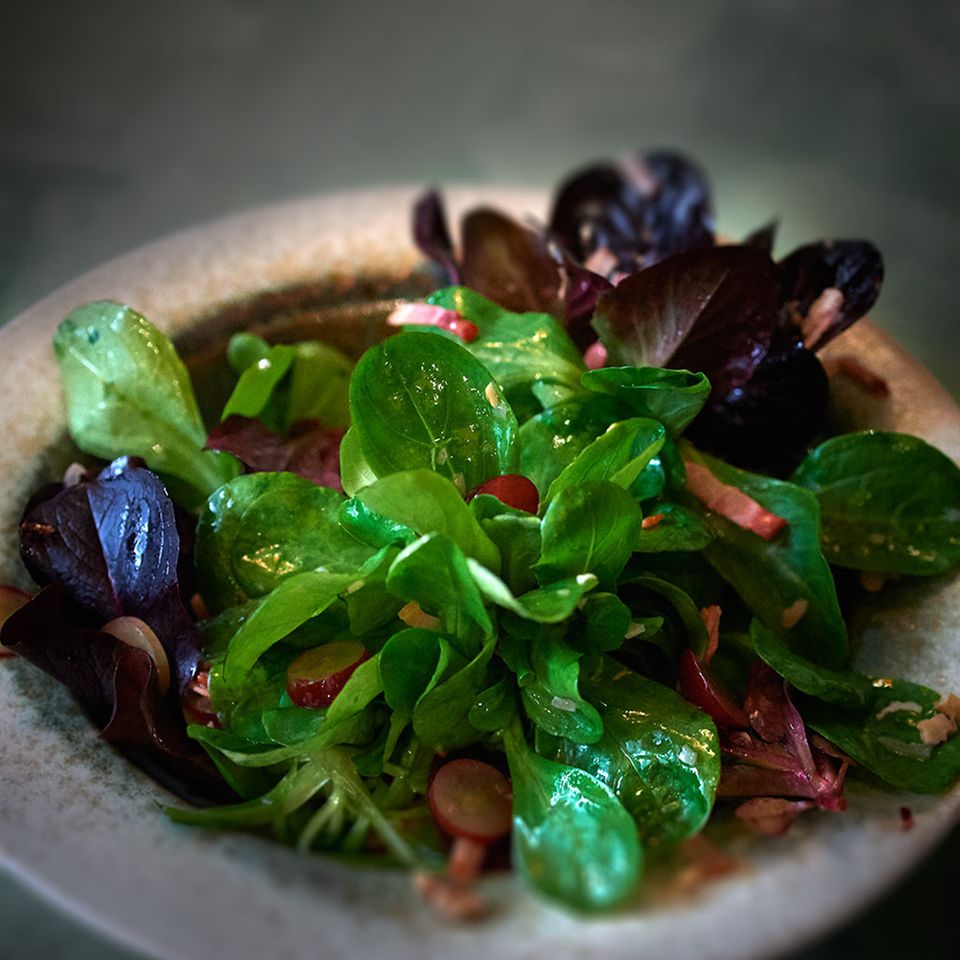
(792, 431), (960, 575)
(54, 300), (238, 502)
(349, 331), (519, 492)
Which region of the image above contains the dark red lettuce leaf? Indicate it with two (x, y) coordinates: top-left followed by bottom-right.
(206, 415), (345, 492)
(743, 221), (778, 255)
(717, 664), (849, 818)
(413, 189), (459, 283)
(561, 258), (615, 349)
(459, 207), (564, 316)
(687, 337), (829, 473)
(205, 414), (288, 472)
(593, 246), (780, 398)
(548, 150), (715, 272)
(1, 583), (233, 804)
(19, 457), (200, 691)
(778, 240), (883, 351)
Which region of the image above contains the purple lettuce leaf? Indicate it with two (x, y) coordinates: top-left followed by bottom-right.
(205, 415), (345, 491)
(18, 457), (200, 691)
(778, 240), (883, 351)
(412, 189), (459, 283)
(717, 664), (849, 817)
(548, 150), (715, 272)
(1, 583), (233, 804)
(687, 336), (830, 473)
(743, 220), (778, 255)
(593, 246), (780, 398)
(459, 207), (564, 316)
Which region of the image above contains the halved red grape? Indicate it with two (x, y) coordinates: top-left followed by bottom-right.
(466, 474), (539, 514)
(0, 585), (31, 657)
(102, 615), (172, 694)
(428, 758), (513, 843)
(286, 640), (369, 709)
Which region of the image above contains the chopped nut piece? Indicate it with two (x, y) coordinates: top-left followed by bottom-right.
(781, 599), (809, 629)
(917, 712), (957, 746)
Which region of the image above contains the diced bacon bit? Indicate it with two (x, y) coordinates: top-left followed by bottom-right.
(386, 303), (478, 343)
(801, 287), (844, 349)
(398, 601), (441, 631)
(859, 570), (889, 593)
(936, 693), (960, 724)
(699, 605), (722, 664)
(641, 512), (666, 530)
(900, 806), (914, 831)
(781, 598), (809, 629)
(917, 712), (958, 746)
(583, 246), (619, 277)
(583, 340), (609, 370)
(825, 356), (890, 398)
(190, 592), (210, 620)
(735, 797), (816, 837)
(673, 834), (739, 893)
(684, 460), (787, 540)
(414, 834), (491, 922)
(413, 870), (488, 922)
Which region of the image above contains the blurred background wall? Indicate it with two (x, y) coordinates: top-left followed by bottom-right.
(2, 0), (959, 389)
(0, 1), (957, 958)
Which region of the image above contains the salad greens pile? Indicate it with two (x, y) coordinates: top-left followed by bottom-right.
(3, 149), (960, 915)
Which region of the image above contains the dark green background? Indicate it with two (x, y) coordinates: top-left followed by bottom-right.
(1, 1), (956, 957)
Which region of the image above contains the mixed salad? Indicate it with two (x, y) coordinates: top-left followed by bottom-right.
(3, 149), (960, 918)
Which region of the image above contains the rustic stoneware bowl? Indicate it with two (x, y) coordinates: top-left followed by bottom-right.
(0, 189), (958, 960)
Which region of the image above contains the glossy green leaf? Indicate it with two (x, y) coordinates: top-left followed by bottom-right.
(582, 366), (710, 434)
(634, 503), (713, 553)
(791, 431), (960, 575)
(504, 725), (642, 912)
(196, 472), (374, 611)
(536, 480), (643, 589)
(472, 494), (542, 595)
(386, 534), (492, 655)
(285, 340), (354, 429)
(427, 286), (586, 419)
(572, 593), (633, 652)
(803, 678), (960, 793)
(222, 571), (356, 685)
(412, 637), (496, 750)
(749, 619), (870, 706)
(337, 497), (417, 550)
(54, 300), (238, 501)
(221, 343), (294, 422)
(326, 654), (384, 724)
(684, 445), (849, 669)
(379, 627), (448, 713)
(620, 574), (709, 657)
(554, 656), (721, 847)
(544, 417), (665, 505)
(519, 395), (622, 496)
(467, 558), (597, 623)
(356, 469), (500, 571)
(339, 426), (378, 496)
(349, 331), (519, 492)
(521, 632), (604, 744)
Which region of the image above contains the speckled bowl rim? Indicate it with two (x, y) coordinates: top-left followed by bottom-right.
(0, 187), (958, 960)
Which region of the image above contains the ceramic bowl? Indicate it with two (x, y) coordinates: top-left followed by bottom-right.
(1, 188), (958, 960)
